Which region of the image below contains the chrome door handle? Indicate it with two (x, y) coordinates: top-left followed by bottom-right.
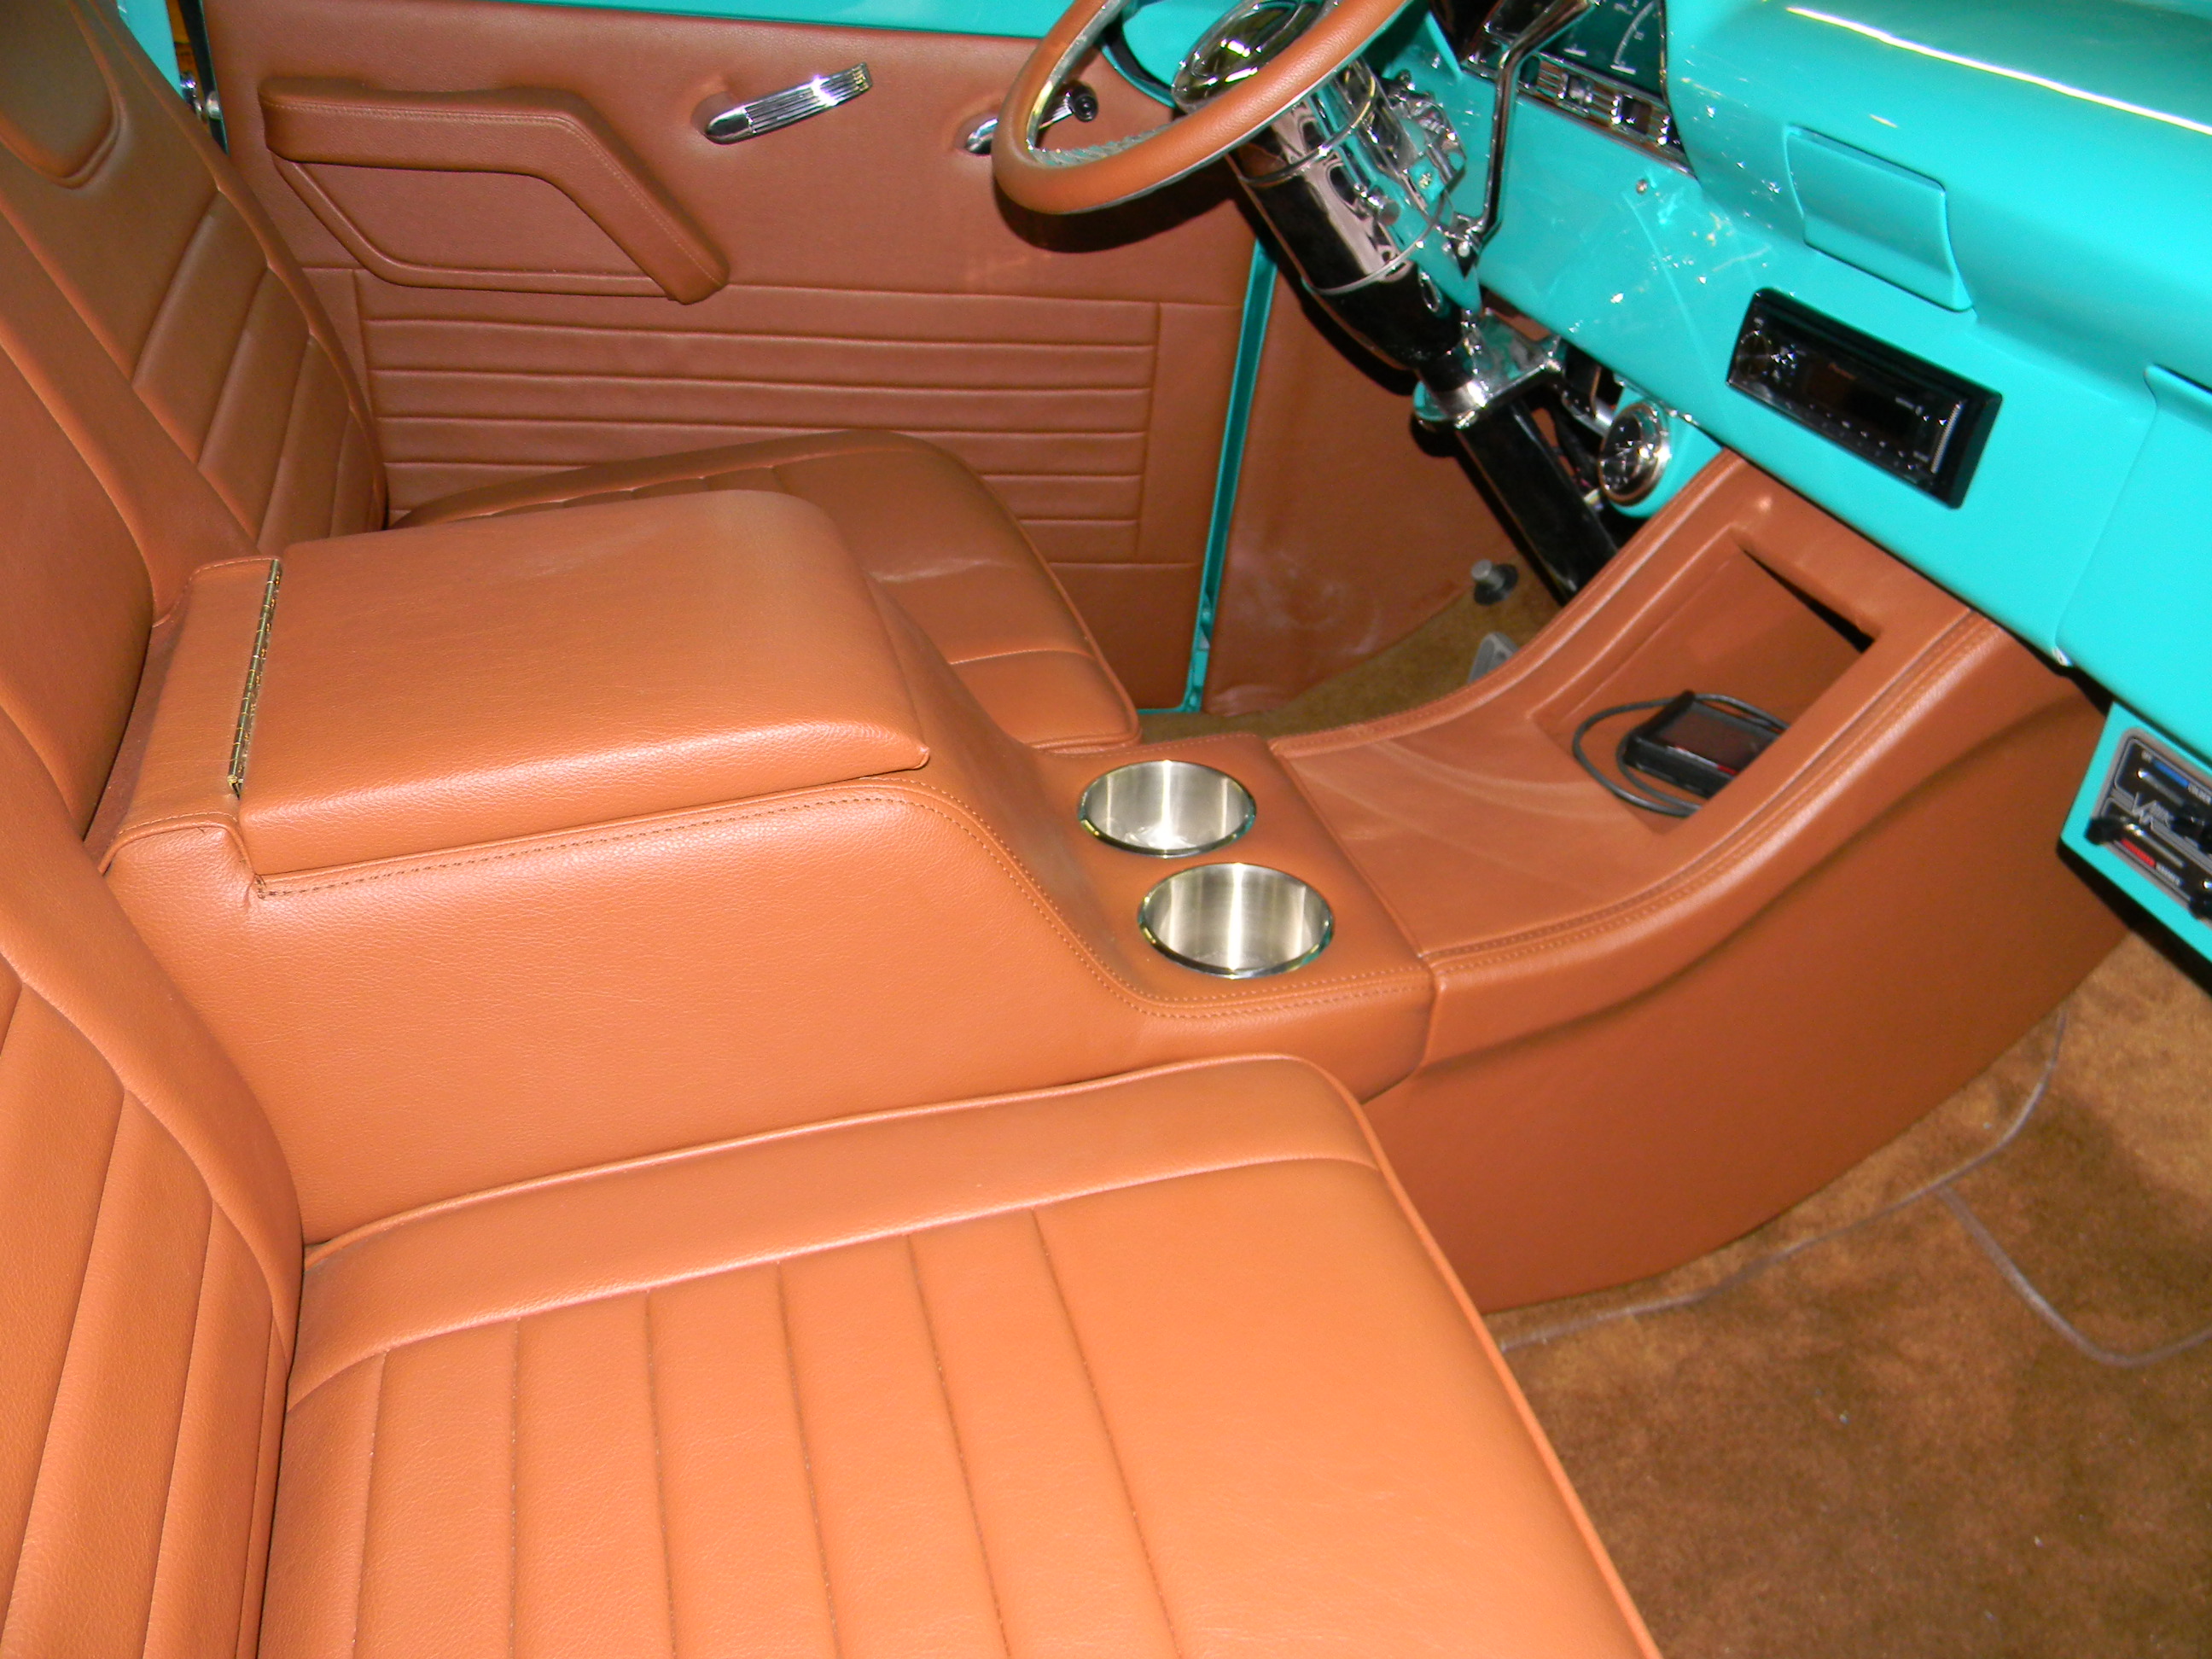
(700, 63), (870, 143)
(961, 80), (1097, 155)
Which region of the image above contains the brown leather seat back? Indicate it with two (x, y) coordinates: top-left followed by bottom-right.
(0, 713), (301, 1657)
(0, 332), (161, 827)
(0, 0), (384, 563)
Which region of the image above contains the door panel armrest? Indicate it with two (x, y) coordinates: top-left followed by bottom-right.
(259, 78), (728, 302)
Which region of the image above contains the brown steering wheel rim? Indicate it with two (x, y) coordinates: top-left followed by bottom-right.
(991, 0), (1414, 215)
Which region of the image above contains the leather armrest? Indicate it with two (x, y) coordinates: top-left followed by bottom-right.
(259, 78), (728, 303)
(226, 492), (926, 872)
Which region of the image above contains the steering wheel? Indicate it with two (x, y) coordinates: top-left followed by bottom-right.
(992, 0), (1415, 215)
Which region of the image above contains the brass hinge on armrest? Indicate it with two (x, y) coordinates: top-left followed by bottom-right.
(226, 561), (282, 796)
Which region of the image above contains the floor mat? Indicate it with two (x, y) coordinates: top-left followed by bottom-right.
(1493, 933), (2212, 1656)
(1140, 567), (1558, 742)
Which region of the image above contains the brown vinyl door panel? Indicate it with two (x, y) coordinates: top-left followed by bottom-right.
(207, 0), (1254, 707)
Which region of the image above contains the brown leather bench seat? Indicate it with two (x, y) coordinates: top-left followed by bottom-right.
(265, 1059), (1654, 1657)
(0, 711), (1655, 1656)
(0, 0), (1137, 754)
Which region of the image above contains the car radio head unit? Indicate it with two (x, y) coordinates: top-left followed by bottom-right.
(1729, 290), (1999, 506)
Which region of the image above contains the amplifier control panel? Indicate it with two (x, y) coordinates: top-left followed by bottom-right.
(2083, 732), (2212, 927)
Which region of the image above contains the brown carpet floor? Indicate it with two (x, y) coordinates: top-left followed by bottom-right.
(1139, 561), (1559, 742)
(1492, 933), (2212, 1656)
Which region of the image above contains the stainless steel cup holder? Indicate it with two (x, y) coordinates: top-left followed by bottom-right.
(1079, 760), (1255, 858)
(1138, 863), (1333, 978)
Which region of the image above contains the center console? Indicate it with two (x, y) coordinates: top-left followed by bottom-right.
(98, 492), (1431, 1240)
(1279, 457), (2118, 1305)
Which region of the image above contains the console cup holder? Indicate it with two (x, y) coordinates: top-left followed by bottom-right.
(1079, 760), (1255, 858)
(1138, 864), (1333, 978)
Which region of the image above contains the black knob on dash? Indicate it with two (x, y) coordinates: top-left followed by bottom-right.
(2084, 812), (2132, 847)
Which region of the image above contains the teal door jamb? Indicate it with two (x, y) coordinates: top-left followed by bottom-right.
(115, 0), (184, 87)
(1146, 242), (1277, 714)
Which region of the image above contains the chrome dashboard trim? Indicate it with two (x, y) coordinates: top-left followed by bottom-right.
(1458, 0), (1594, 253)
(1522, 53), (1686, 166)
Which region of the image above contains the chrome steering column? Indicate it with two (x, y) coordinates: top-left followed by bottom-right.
(1172, 0), (1590, 426)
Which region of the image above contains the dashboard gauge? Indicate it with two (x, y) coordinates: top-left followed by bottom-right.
(1546, 0), (1665, 98)
(1465, 0), (1667, 97)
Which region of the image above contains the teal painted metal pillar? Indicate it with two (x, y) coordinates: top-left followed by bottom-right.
(114, 0), (185, 89)
(1150, 242), (1278, 714)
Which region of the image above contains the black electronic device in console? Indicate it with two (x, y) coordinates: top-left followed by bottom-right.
(1729, 290), (1999, 505)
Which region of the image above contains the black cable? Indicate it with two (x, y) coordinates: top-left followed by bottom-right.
(1570, 693), (1787, 818)
(1571, 698), (1696, 817)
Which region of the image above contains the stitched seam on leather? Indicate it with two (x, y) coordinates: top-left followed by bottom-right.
(242, 1324), (288, 1659)
(383, 414), (1147, 434)
(1423, 616), (1990, 971)
(389, 367), (1153, 396)
(329, 419), (357, 540)
(775, 1264), (846, 1657)
(294, 1153), (1382, 1400)
(280, 155), (661, 300)
(639, 1292), (681, 1658)
(504, 1321), (519, 1659)
(350, 1349), (388, 1659)
(1130, 305), (1158, 546)
(131, 189), (224, 386)
(244, 311), (317, 538)
(1028, 1212), (1185, 1659)
(253, 789), (1425, 1015)
(142, 1197), (222, 1645)
(381, 319), (1141, 349)
(13, 1071), (129, 1563)
(942, 645), (1104, 669)
(101, 812), (243, 870)
(195, 271), (282, 533)
(1032, 731), (1145, 754)
(281, 100), (714, 288)
(375, 305), (1153, 346)
(4, 975), (286, 1341)
(254, 330), (322, 548)
(306, 1057), (1344, 1261)
(905, 1236), (1016, 1659)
